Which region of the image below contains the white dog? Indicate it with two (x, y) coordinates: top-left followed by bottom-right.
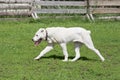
(32, 27), (105, 62)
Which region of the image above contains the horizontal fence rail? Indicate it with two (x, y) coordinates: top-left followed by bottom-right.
(0, 0), (32, 3)
(91, 8), (120, 14)
(0, 11), (31, 16)
(34, 9), (86, 14)
(90, 0), (120, 6)
(0, 4), (31, 9)
(34, 1), (86, 6)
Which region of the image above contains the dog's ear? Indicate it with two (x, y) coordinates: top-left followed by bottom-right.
(38, 28), (45, 33)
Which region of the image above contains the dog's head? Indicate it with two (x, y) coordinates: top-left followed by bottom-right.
(32, 28), (47, 46)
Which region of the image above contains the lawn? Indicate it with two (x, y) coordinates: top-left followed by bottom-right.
(0, 18), (120, 80)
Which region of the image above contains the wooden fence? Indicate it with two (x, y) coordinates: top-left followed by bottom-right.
(0, 0), (32, 16)
(33, 1), (86, 14)
(89, 0), (120, 20)
(31, 0), (87, 19)
(90, 0), (120, 14)
(0, 0), (120, 20)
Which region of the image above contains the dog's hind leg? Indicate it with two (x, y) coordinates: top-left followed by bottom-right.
(86, 45), (105, 62)
(83, 35), (105, 61)
(69, 42), (82, 62)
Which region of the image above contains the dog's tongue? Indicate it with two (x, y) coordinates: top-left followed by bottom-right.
(34, 39), (42, 46)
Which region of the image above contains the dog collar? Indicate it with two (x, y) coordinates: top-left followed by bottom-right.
(45, 29), (48, 41)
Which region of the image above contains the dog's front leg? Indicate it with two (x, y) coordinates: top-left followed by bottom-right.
(34, 43), (53, 60)
(60, 43), (68, 62)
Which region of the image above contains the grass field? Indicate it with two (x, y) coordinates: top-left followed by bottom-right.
(0, 18), (120, 80)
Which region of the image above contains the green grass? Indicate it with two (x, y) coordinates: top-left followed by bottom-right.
(0, 18), (120, 80)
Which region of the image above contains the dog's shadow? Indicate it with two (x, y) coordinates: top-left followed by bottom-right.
(43, 55), (97, 61)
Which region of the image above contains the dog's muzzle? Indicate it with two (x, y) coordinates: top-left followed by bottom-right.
(32, 38), (42, 46)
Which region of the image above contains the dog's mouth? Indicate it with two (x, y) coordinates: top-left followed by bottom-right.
(34, 38), (42, 46)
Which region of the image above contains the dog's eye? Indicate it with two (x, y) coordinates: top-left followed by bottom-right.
(41, 30), (44, 32)
(36, 35), (38, 36)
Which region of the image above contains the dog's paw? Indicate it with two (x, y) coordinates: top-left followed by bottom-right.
(34, 57), (40, 61)
(101, 58), (105, 62)
(69, 59), (76, 62)
(62, 59), (68, 62)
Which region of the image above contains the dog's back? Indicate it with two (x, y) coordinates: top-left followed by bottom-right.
(47, 27), (90, 34)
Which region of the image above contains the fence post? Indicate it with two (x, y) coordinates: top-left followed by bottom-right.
(86, 0), (94, 21)
(31, 0), (39, 19)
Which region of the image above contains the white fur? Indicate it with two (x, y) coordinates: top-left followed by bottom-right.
(32, 27), (105, 62)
